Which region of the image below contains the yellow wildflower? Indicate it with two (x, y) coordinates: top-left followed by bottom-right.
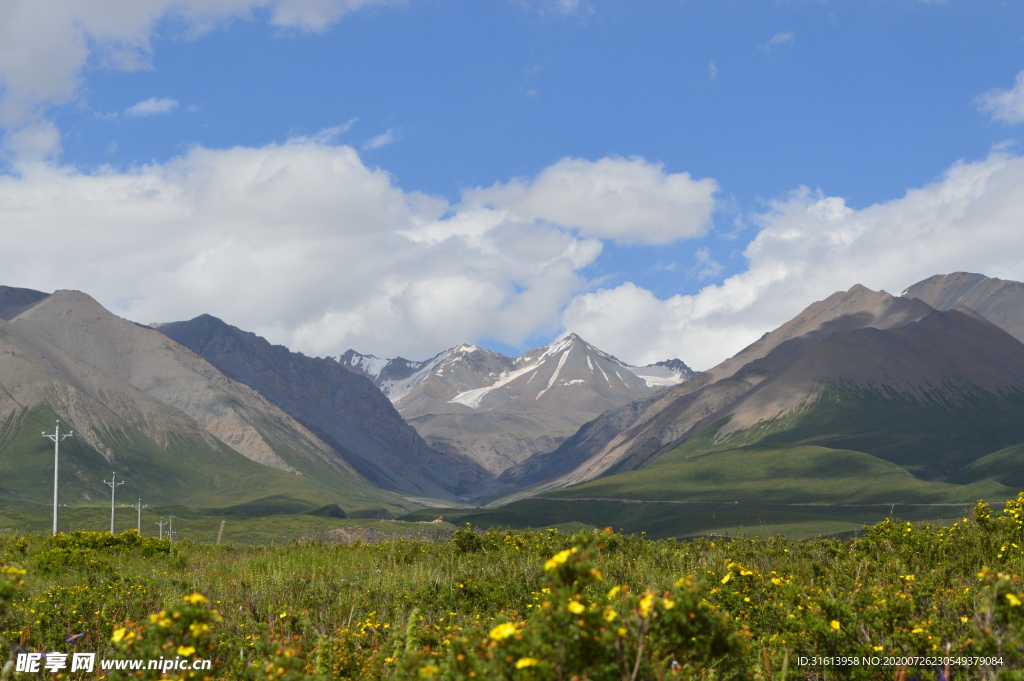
(489, 622), (518, 641)
(639, 593), (656, 618)
(543, 548), (576, 571)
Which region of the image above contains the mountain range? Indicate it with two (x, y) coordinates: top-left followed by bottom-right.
(0, 289), (406, 511)
(2, 271), (1023, 537)
(339, 336), (692, 476)
(497, 276), (1024, 508)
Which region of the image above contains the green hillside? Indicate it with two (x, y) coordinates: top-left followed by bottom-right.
(707, 385), (1024, 479)
(0, 404), (412, 516)
(400, 496), (990, 539)
(948, 442), (1024, 487)
(549, 445), (1012, 504)
(420, 385), (1024, 538)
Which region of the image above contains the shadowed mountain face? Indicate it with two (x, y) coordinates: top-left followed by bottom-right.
(0, 290), (402, 510)
(341, 334), (694, 476)
(0, 286), (49, 320)
(510, 284), (1024, 499)
(902, 271), (1024, 343)
(157, 315), (491, 499)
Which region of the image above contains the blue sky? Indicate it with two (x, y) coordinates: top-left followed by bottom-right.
(3, 0), (1024, 368)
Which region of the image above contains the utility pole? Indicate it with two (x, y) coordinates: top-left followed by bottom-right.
(104, 472), (124, 533)
(155, 517), (167, 540)
(43, 420), (73, 536)
(131, 499), (148, 533)
(167, 515), (176, 542)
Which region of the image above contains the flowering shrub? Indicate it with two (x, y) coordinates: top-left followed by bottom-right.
(399, 531), (745, 680)
(109, 592), (223, 680)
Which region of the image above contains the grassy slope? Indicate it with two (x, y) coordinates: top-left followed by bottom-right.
(410, 387), (1024, 539)
(0, 404), (413, 517)
(0, 503), (440, 545)
(545, 386), (1024, 510)
(947, 442), (1024, 487)
(546, 445), (1012, 504)
(400, 497), (983, 540)
(728, 385), (1024, 478)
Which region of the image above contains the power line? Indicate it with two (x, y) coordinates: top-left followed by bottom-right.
(0, 377), (56, 430)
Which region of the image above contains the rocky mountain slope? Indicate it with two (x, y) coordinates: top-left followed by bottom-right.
(157, 314), (490, 499)
(0, 288), (404, 511)
(507, 281), (1024, 500)
(341, 334), (693, 476)
(902, 271), (1024, 342)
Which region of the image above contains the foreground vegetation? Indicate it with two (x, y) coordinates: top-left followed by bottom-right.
(3, 497), (1024, 679)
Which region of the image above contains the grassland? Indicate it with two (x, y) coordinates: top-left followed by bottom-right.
(2, 496), (1024, 680)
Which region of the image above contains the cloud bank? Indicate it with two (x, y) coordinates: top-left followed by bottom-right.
(0, 142), (715, 361)
(4, 3), (1024, 374)
(565, 151), (1024, 368)
(6, 141), (1024, 370)
(466, 157), (719, 245)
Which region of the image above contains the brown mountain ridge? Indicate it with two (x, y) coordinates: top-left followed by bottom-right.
(507, 277), (1024, 499)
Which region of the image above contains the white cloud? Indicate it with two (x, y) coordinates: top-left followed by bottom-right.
(0, 138), (636, 361)
(760, 31), (794, 53)
(708, 60), (719, 80)
(977, 71), (1024, 124)
(125, 97), (180, 117)
(562, 150), (1024, 368)
(363, 128), (396, 150)
(690, 247), (723, 280)
(267, 0), (398, 31)
(2, 121), (62, 164)
(287, 119), (358, 145)
(0, 0), (392, 134)
(466, 157), (718, 245)
(547, 0), (593, 15)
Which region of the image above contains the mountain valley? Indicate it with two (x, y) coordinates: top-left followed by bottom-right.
(1, 271), (1023, 539)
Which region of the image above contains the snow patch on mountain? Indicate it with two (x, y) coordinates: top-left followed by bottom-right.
(448, 362), (535, 409)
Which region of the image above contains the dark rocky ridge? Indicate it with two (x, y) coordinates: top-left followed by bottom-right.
(158, 315), (492, 499)
(0, 286), (50, 320)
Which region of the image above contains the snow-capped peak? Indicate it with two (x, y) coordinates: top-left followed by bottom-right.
(341, 336), (694, 414)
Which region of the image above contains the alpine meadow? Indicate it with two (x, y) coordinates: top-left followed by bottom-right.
(6, 2), (1024, 679)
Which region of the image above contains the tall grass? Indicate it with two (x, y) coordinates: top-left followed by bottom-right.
(1, 497), (1024, 679)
